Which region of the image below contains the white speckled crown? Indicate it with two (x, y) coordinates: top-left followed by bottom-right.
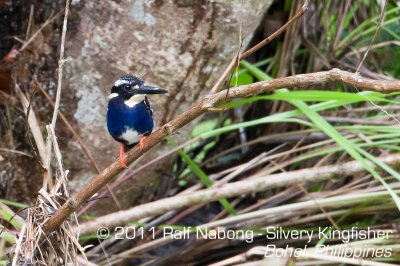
(113, 75), (144, 87)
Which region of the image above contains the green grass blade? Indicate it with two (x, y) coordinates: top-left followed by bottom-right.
(288, 99), (400, 211)
(0, 202), (25, 230)
(240, 59), (400, 211)
(0, 199), (28, 209)
(168, 137), (237, 215)
(0, 230), (16, 244)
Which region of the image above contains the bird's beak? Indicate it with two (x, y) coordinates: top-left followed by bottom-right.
(135, 85), (168, 95)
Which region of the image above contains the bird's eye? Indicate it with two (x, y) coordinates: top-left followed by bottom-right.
(125, 85), (131, 90)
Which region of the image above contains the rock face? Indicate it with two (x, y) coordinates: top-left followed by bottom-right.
(16, 0), (273, 211)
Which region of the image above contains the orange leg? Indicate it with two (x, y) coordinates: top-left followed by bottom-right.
(119, 143), (128, 168)
(139, 135), (147, 150)
(3, 48), (19, 62)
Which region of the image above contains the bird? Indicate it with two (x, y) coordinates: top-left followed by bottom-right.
(107, 75), (168, 168)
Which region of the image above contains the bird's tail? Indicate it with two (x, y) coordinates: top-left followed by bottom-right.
(124, 143), (136, 152)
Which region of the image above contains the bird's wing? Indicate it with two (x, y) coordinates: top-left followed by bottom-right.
(144, 96), (153, 116)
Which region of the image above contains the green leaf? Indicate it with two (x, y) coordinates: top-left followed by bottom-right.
(230, 71), (254, 87)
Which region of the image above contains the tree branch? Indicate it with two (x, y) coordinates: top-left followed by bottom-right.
(42, 68), (400, 234)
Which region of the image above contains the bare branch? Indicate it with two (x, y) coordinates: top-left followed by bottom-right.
(35, 79), (122, 209)
(42, 68), (400, 234)
(210, 0), (309, 93)
(240, 0), (309, 59)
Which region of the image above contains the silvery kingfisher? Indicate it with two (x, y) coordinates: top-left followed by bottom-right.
(107, 75), (168, 168)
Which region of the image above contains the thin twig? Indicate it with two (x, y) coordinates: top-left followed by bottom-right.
(35, 79), (122, 210)
(0, 148), (32, 157)
(11, 224), (26, 266)
(19, 11), (62, 53)
(50, 2), (70, 128)
(226, 0), (243, 100)
(36, 81), (100, 172)
(77, 137), (201, 215)
(355, 0), (387, 73)
(345, 41), (400, 57)
(42, 0), (70, 193)
(42, 68), (400, 235)
(210, 0), (309, 93)
(3, 10), (61, 62)
(25, 5), (34, 42)
(14, 84), (47, 164)
(239, 0), (309, 59)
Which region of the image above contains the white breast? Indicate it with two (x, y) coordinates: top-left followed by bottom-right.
(124, 94), (146, 107)
(119, 129), (139, 144)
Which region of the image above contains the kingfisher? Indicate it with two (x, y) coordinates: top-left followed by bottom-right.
(107, 75), (168, 168)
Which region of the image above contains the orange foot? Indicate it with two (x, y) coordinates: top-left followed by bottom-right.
(3, 48), (19, 62)
(139, 135), (147, 150)
(119, 143), (128, 168)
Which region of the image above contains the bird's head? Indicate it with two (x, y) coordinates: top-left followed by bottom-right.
(109, 75), (168, 102)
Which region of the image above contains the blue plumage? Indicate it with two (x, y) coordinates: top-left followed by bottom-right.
(107, 97), (153, 145)
(106, 75), (167, 168)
